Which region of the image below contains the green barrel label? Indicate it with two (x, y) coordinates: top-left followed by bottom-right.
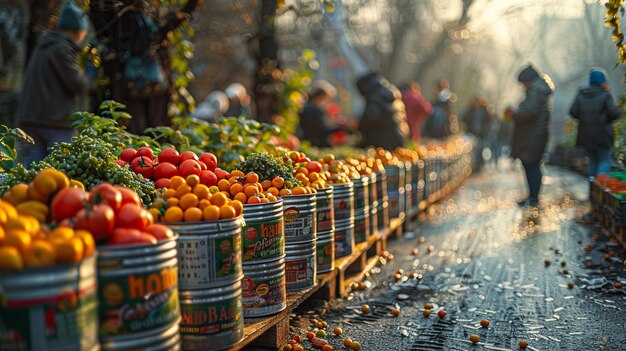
(242, 218), (284, 262)
(180, 295), (243, 350)
(178, 233), (242, 288)
(316, 239), (334, 272)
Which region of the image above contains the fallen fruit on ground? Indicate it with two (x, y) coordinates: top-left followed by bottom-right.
(391, 308), (400, 316)
(361, 305), (370, 313)
(333, 327), (342, 336)
(423, 309), (431, 317)
(480, 319), (490, 327)
(349, 341), (362, 350)
(438, 310), (447, 318)
(519, 340), (529, 348)
(343, 338), (352, 347)
(469, 334), (480, 344)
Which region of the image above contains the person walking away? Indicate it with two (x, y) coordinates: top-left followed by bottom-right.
(569, 67), (621, 181)
(357, 72), (409, 150)
(224, 83), (252, 118)
(17, 0), (94, 165)
(507, 64), (554, 207)
(401, 81), (432, 144)
(298, 80), (344, 147)
(463, 96), (493, 171)
(493, 114), (514, 168)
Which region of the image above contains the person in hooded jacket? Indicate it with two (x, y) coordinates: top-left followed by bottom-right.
(356, 72), (409, 150)
(298, 80), (344, 147)
(569, 68), (621, 180)
(17, 0), (94, 165)
(507, 64), (554, 207)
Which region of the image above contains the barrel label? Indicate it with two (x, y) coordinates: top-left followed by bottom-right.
(334, 227), (355, 258)
(180, 296), (242, 337)
(284, 207), (315, 240)
(354, 216), (370, 244)
(178, 234), (242, 288)
(334, 198), (353, 221)
(354, 187), (369, 209)
(241, 274), (285, 314)
(242, 218), (284, 262)
(316, 240), (334, 272)
(99, 265), (180, 337)
(316, 206), (334, 232)
(0, 284), (98, 351)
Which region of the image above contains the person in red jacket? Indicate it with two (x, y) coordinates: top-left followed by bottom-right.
(400, 81), (432, 143)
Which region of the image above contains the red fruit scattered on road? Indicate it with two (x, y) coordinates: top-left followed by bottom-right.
(438, 310), (447, 318)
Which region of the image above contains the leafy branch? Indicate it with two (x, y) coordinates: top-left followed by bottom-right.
(0, 126), (34, 172)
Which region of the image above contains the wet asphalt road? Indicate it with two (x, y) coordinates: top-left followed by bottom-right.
(285, 163), (626, 351)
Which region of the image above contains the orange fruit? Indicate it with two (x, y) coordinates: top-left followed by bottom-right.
(309, 187), (317, 194)
(170, 176), (186, 189)
(308, 173), (320, 182)
(211, 193), (228, 207)
(244, 185), (259, 198)
(37, 168), (70, 190)
(9, 183), (29, 204)
(164, 206), (184, 223)
(0, 246), (23, 270)
(5, 229), (32, 253)
(279, 188), (292, 196)
(271, 177), (284, 189)
(228, 176), (239, 185)
(233, 192), (247, 203)
(167, 197), (180, 208)
(48, 226), (75, 241)
(24, 240), (56, 267)
(231, 200), (244, 217)
(193, 184), (211, 200)
(0, 200), (18, 221)
(184, 207), (203, 222)
(0, 226), (4, 244)
(217, 179), (231, 192)
(219, 205), (236, 219)
(297, 167), (308, 175)
(267, 194), (278, 202)
(163, 188), (177, 199)
(267, 187), (279, 196)
(292, 186), (306, 195)
(245, 172), (260, 184)
(230, 183), (244, 196)
(27, 183), (48, 202)
(52, 237), (84, 264)
(231, 170), (244, 177)
(32, 174), (58, 198)
(148, 208), (161, 221)
(179, 193), (199, 210)
(198, 199), (211, 209)
(75, 230), (95, 258)
(208, 186), (220, 194)
(175, 184), (192, 198)
(261, 198), (270, 203)
(186, 174), (200, 187)
(261, 180), (272, 190)
(247, 196), (261, 204)
(203, 205), (221, 221)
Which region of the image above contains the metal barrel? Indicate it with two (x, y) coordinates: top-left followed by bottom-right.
(283, 193), (317, 243)
(353, 176), (370, 211)
(376, 171), (389, 230)
(332, 182), (354, 221)
(315, 230), (335, 273)
(385, 165), (406, 219)
(167, 217), (243, 290)
(0, 256), (99, 351)
(100, 321), (181, 351)
(414, 159), (425, 207)
(241, 200), (285, 263)
(369, 205), (378, 237)
(377, 200), (389, 232)
(315, 187), (334, 233)
(179, 280), (244, 351)
(97, 236), (180, 347)
(334, 218), (355, 258)
(353, 207), (371, 244)
(285, 239), (317, 292)
(241, 256), (287, 317)
(368, 173), (378, 233)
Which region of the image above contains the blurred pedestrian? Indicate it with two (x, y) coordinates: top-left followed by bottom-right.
(493, 114), (514, 168)
(356, 72), (409, 150)
(463, 96), (493, 171)
(298, 80), (344, 147)
(224, 83), (252, 118)
(17, 0), (94, 165)
(400, 81), (432, 143)
(507, 64), (554, 207)
(569, 67), (622, 180)
(422, 79), (458, 139)
(90, 0), (201, 134)
(192, 91), (229, 121)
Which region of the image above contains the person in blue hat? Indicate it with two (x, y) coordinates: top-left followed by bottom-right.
(569, 67), (622, 181)
(17, 0), (95, 165)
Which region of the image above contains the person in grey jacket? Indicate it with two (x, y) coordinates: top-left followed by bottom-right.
(507, 64), (554, 207)
(569, 68), (622, 180)
(17, 0), (93, 165)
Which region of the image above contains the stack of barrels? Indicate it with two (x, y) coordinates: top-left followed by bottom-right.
(282, 194), (318, 292)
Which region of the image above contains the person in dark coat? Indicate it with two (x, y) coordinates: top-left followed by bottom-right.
(357, 72), (409, 150)
(298, 80), (343, 147)
(508, 64), (554, 207)
(463, 96), (493, 171)
(17, 0), (93, 165)
(569, 67), (622, 179)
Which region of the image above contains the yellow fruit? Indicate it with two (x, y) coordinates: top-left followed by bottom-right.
(0, 246), (23, 270)
(52, 237), (84, 264)
(0, 208), (7, 226)
(184, 207), (203, 222)
(203, 205), (220, 221)
(0, 200), (18, 220)
(0, 226), (4, 244)
(48, 226), (75, 241)
(9, 183), (29, 204)
(6, 215), (40, 235)
(4, 229), (32, 253)
(208, 186), (220, 194)
(164, 206), (184, 223)
(37, 168), (70, 190)
(24, 240), (57, 267)
(69, 179), (85, 190)
(27, 183), (48, 202)
(16, 201), (49, 222)
(148, 208), (161, 222)
(75, 230), (96, 258)
(186, 175), (200, 187)
(179, 193), (199, 210)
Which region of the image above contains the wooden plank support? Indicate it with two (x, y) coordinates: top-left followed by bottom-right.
(248, 314), (289, 349)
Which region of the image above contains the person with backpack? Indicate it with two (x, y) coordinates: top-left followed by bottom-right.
(569, 67), (622, 180)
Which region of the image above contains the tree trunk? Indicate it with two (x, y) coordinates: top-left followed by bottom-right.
(254, 0), (279, 124)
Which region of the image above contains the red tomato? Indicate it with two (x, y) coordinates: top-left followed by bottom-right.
(154, 162), (178, 180)
(114, 159), (127, 167)
(136, 146), (154, 160)
(197, 160), (207, 171)
(214, 168), (230, 180)
(76, 204), (115, 242)
(179, 159), (202, 178)
(119, 148), (137, 162)
(90, 183), (122, 212)
(199, 170), (218, 187)
(114, 186), (142, 206)
(179, 151), (198, 162)
(305, 161), (323, 174)
(146, 224), (174, 241)
(116, 203), (151, 231)
(155, 178), (171, 189)
(158, 148), (180, 166)
(199, 153), (218, 171)
(108, 228), (157, 246)
(131, 156), (154, 178)
(51, 187), (89, 223)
